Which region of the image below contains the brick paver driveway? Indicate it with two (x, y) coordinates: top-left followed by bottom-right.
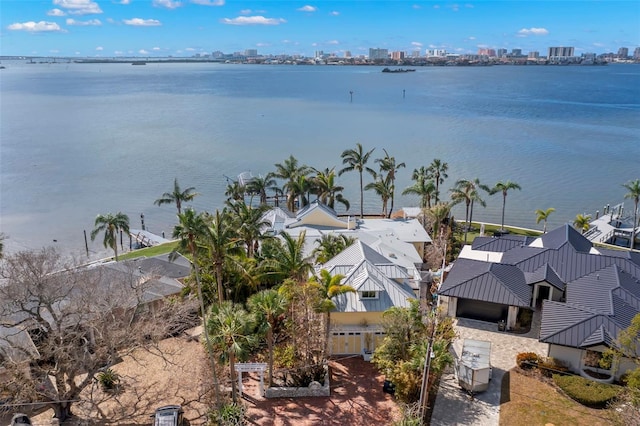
(430, 316), (549, 426)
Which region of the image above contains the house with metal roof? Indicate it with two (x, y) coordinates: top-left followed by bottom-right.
(318, 240), (420, 356)
(439, 224), (640, 380)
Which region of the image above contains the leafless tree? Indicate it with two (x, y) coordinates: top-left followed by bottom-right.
(0, 248), (198, 422)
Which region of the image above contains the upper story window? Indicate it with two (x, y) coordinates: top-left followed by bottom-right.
(360, 291), (378, 299)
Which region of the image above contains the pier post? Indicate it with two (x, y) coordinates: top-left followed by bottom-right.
(83, 230), (89, 257)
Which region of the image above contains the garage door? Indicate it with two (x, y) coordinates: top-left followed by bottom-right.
(456, 298), (507, 322)
(331, 332), (363, 355)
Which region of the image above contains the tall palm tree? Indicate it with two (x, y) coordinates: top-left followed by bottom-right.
(266, 231), (314, 283)
(247, 174), (278, 206)
(426, 203), (451, 239)
(339, 143), (376, 218)
(427, 159), (448, 204)
(365, 175), (392, 218)
(154, 178), (199, 215)
(286, 174), (312, 211)
(535, 208), (556, 233)
(573, 213), (592, 234)
(272, 155), (311, 212)
(248, 289), (289, 387)
(403, 172), (436, 210)
(467, 178), (490, 227)
(623, 179), (640, 250)
(310, 269), (354, 356)
(450, 181), (475, 244)
(207, 301), (256, 403)
(226, 200), (270, 257)
(312, 167), (350, 211)
(491, 180), (522, 231)
(203, 209), (241, 303)
(375, 149), (405, 217)
(171, 208), (221, 408)
(90, 212), (130, 261)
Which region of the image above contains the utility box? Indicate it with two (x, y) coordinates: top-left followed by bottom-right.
(458, 339), (492, 393)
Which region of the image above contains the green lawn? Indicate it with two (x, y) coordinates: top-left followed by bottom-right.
(118, 241), (181, 260)
(459, 222), (543, 243)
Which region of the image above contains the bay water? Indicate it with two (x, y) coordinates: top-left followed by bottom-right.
(1, 62), (639, 258)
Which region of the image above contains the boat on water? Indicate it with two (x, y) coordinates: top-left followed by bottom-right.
(132, 61), (147, 66)
(382, 67), (416, 73)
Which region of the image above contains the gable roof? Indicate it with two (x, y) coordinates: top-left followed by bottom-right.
(287, 201), (351, 229)
(530, 224), (593, 253)
(525, 263), (565, 290)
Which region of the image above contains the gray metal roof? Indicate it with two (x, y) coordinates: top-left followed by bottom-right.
(471, 234), (535, 252)
(439, 259), (531, 307)
(535, 224), (593, 253)
(322, 240), (393, 270)
(332, 260), (416, 313)
(525, 263), (565, 290)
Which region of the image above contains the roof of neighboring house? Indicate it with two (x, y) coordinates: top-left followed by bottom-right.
(442, 223), (640, 351)
(439, 259), (531, 307)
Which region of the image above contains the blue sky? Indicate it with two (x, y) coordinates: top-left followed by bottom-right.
(2, 1), (639, 57)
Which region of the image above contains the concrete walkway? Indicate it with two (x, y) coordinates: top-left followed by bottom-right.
(430, 316), (549, 425)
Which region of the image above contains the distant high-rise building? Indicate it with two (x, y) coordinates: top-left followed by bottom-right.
(617, 47), (629, 59)
(478, 48), (496, 57)
(244, 49), (258, 57)
(369, 48), (389, 60)
(528, 51), (540, 59)
(548, 46), (574, 57)
(391, 51), (405, 60)
(315, 50), (324, 58)
(212, 51), (224, 59)
(511, 48), (522, 57)
(412, 50), (421, 58)
(344, 50), (352, 58)
(634, 47), (640, 59)
(497, 48), (507, 58)
(425, 49), (446, 57)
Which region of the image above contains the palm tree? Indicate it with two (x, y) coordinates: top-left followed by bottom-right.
(375, 149), (405, 217)
(248, 289), (289, 387)
(365, 175), (392, 218)
(246, 174), (278, 206)
(403, 172), (436, 210)
(286, 174), (312, 211)
(310, 269), (354, 356)
(467, 178), (490, 228)
(339, 143), (376, 218)
(203, 209), (241, 303)
(313, 233), (355, 264)
(226, 200), (270, 257)
(450, 181), (473, 244)
(266, 231), (314, 282)
(312, 167), (350, 211)
(224, 181), (245, 202)
(491, 180), (522, 231)
(623, 179), (640, 250)
(154, 178), (199, 215)
(90, 212), (130, 261)
(427, 159), (448, 204)
(573, 214), (591, 234)
(272, 155), (311, 212)
(207, 301), (256, 403)
(535, 208), (556, 233)
(171, 208), (221, 408)
(426, 203), (451, 239)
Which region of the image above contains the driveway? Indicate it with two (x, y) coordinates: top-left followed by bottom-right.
(430, 316), (549, 426)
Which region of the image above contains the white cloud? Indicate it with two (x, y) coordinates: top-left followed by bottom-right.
(152, 47), (161, 51)
(327, 40), (339, 45)
(118, 0), (131, 4)
(220, 16), (286, 25)
(297, 5), (317, 12)
(465, 3), (474, 8)
(96, 46), (103, 51)
(190, 0), (224, 5)
(50, 49), (60, 53)
(153, 0), (182, 9)
(123, 18), (162, 26)
(413, 4), (421, 9)
(411, 41), (423, 47)
(115, 50), (124, 55)
(47, 9), (66, 16)
(433, 4), (440, 9)
(240, 9), (252, 15)
(518, 27), (549, 36)
(256, 42), (270, 47)
(8, 21), (64, 32)
(330, 11), (339, 16)
(139, 49), (149, 54)
(467, 36), (476, 40)
(592, 42), (605, 47)
(53, 0), (102, 15)
(66, 18), (102, 26)
(185, 47), (195, 51)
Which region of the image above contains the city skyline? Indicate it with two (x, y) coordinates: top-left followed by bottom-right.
(1, 1), (639, 58)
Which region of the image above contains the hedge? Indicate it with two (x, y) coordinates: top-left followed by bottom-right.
(553, 374), (623, 408)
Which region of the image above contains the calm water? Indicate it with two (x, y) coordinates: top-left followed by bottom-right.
(1, 62), (639, 257)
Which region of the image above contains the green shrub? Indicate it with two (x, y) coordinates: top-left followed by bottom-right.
(97, 368), (120, 391)
(273, 344), (295, 369)
(208, 402), (246, 426)
(538, 357), (570, 377)
(516, 352), (540, 369)
(553, 374), (623, 408)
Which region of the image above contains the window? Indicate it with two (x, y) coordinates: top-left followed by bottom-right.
(360, 291), (378, 299)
